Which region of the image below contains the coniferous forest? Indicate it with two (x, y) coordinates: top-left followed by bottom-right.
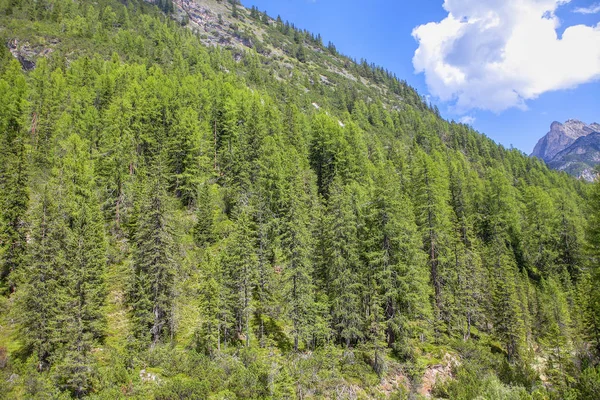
(1, 0), (600, 398)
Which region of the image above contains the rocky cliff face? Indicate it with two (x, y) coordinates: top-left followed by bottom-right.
(548, 132), (600, 181)
(530, 119), (596, 162)
(531, 120), (600, 180)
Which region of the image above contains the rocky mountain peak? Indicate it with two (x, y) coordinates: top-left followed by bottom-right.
(532, 119), (600, 181)
(531, 119), (594, 162)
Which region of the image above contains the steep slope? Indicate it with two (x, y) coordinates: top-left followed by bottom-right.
(531, 120), (600, 180)
(548, 131), (600, 180)
(0, 1), (598, 399)
(530, 119), (596, 161)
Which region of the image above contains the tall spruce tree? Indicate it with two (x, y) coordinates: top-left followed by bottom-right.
(320, 178), (364, 346)
(20, 187), (67, 371)
(367, 163), (432, 349)
(223, 206), (258, 347)
(411, 149), (453, 335)
(53, 134), (107, 396)
(128, 173), (177, 347)
(0, 59), (29, 293)
(482, 169), (527, 361)
(281, 167), (318, 351)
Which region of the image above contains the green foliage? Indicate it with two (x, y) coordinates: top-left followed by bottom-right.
(0, 59), (29, 293)
(0, 0), (598, 397)
(128, 175), (177, 348)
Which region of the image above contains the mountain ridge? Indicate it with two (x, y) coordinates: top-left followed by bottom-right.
(531, 119), (600, 180)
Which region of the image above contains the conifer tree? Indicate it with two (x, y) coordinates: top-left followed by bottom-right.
(585, 172), (600, 353)
(194, 183), (219, 247)
(448, 155), (485, 339)
(522, 187), (559, 277)
(309, 113), (347, 198)
(128, 174), (177, 347)
(20, 187), (67, 370)
(281, 167), (318, 351)
(320, 178), (364, 346)
(21, 134), (107, 396)
(28, 59), (66, 168)
(168, 106), (204, 206)
(411, 149), (453, 334)
(367, 163), (432, 349)
(482, 169), (527, 360)
(539, 277), (574, 388)
(53, 134), (107, 396)
(555, 192), (584, 281)
(0, 59), (29, 293)
(96, 95), (136, 230)
(223, 206), (258, 347)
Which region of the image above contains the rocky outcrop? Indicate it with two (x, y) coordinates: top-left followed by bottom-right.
(531, 120), (600, 181)
(530, 119), (596, 162)
(7, 39), (58, 71)
(547, 131), (600, 181)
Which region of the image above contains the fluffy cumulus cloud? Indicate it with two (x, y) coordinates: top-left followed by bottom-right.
(412, 0), (600, 112)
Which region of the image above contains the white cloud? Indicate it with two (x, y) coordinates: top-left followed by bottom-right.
(412, 0), (600, 112)
(459, 115), (476, 124)
(574, 3), (600, 14)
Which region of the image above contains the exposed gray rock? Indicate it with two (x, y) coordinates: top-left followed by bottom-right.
(530, 119), (595, 162)
(532, 120), (600, 181)
(547, 131), (600, 181)
(7, 39), (57, 71)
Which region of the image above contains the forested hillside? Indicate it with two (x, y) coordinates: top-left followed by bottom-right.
(1, 0), (600, 398)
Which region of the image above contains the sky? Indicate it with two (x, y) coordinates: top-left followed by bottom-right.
(241, 0), (600, 154)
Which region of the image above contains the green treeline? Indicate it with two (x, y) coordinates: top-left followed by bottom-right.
(0, 0), (600, 399)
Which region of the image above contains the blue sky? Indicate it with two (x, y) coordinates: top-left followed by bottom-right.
(241, 0), (600, 154)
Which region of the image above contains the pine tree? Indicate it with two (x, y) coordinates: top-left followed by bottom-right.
(309, 113), (346, 198)
(252, 194), (277, 348)
(167, 106), (204, 206)
(96, 95), (136, 231)
(281, 168), (318, 351)
(411, 149), (453, 335)
(0, 59), (29, 293)
(320, 178), (364, 346)
(538, 277), (574, 388)
(223, 206), (258, 347)
(194, 183), (219, 247)
(20, 187), (67, 370)
(28, 58), (66, 168)
(448, 155), (485, 339)
(366, 163), (432, 350)
(128, 174), (177, 347)
(555, 192), (584, 281)
(522, 186), (559, 277)
(53, 134), (107, 396)
(585, 172), (600, 353)
(482, 169), (527, 360)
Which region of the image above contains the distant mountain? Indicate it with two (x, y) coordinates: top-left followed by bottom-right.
(531, 120), (600, 180)
(547, 132), (600, 181)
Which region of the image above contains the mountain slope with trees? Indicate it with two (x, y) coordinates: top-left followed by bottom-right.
(1, 0), (600, 399)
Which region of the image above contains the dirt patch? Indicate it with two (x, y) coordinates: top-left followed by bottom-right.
(418, 353), (459, 398)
